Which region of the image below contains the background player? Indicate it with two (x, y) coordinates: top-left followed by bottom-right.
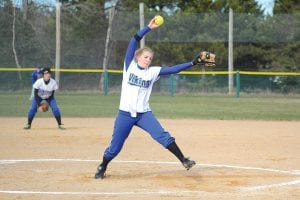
(24, 67), (65, 130)
(29, 65), (43, 100)
(95, 16), (208, 179)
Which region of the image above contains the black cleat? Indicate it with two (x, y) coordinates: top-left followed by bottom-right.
(95, 164), (107, 179)
(182, 158), (196, 170)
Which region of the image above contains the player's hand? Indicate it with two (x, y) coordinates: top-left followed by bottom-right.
(38, 99), (49, 112)
(148, 17), (160, 29)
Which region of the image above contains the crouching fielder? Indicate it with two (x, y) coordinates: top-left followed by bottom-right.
(95, 16), (215, 179)
(24, 67), (65, 130)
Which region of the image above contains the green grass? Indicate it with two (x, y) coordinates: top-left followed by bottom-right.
(1, 93), (300, 120)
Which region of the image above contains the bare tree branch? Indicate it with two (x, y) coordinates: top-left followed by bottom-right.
(12, 3), (22, 80)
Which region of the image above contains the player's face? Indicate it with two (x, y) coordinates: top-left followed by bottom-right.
(43, 72), (51, 81)
(137, 51), (153, 68)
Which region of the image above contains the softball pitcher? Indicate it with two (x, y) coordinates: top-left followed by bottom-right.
(95, 16), (213, 179)
(24, 67), (65, 130)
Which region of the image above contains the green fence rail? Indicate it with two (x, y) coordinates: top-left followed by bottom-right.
(0, 68), (300, 96)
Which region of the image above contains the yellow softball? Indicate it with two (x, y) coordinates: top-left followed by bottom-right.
(154, 15), (164, 26)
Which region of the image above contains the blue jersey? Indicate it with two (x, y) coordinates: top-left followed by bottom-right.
(31, 70), (43, 85)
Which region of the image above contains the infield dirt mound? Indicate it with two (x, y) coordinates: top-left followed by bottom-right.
(0, 118), (299, 200)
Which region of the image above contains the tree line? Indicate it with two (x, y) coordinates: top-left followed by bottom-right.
(0, 0), (298, 70)
(0, 0), (299, 91)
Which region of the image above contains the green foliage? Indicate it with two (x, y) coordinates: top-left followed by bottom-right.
(59, 0), (107, 68)
(0, 0), (298, 92)
(274, 0), (300, 14)
(0, 0), (107, 68)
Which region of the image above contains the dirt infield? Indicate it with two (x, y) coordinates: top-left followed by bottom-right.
(0, 117), (299, 200)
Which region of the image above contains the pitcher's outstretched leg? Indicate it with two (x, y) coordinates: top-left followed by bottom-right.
(95, 157), (110, 179)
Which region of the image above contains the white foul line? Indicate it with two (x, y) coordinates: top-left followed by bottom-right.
(0, 190), (206, 196)
(244, 178), (300, 191)
(1, 158), (299, 175)
(0, 158), (299, 194)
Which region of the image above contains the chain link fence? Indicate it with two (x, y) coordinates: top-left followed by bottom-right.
(0, 1), (299, 94)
